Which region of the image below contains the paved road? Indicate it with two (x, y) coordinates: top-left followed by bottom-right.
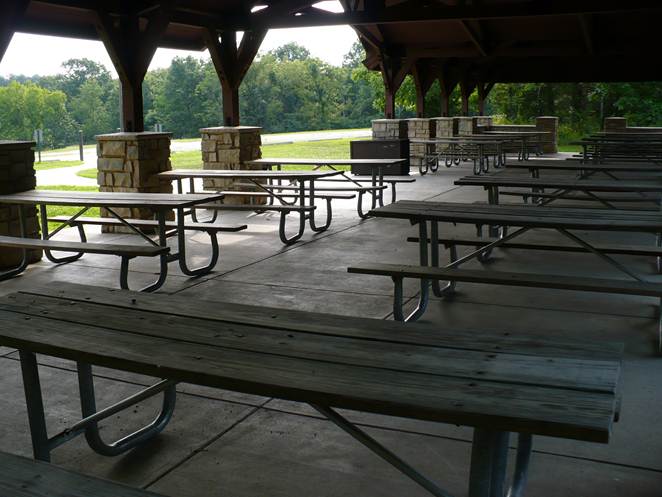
(37, 128), (371, 186)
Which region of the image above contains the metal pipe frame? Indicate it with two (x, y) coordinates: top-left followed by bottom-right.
(0, 204), (30, 281)
(39, 204), (88, 264)
(312, 403), (534, 497)
(393, 221), (430, 322)
(18, 350), (177, 462)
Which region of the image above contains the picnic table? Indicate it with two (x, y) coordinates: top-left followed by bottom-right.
(158, 169), (343, 244)
(481, 131), (549, 161)
(0, 189), (234, 291)
(0, 282), (622, 497)
(574, 135), (662, 164)
(410, 136), (507, 175)
(246, 158), (409, 217)
(505, 159), (662, 180)
(348, 200), (662, 350)
(455, 175), (662, 209)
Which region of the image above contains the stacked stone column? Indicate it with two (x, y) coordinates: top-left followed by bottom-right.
(603, 117), (627, 133)
(371, 119), (408, 140)
(535, 116), (559, 153)
(96, 132), (173, 233)
(407, 119), (436, 169)
(0, 141), (41, 268)
(200, 126), (263, 205)
(454, 117), (474, 136)
(472, 116), (494, 133)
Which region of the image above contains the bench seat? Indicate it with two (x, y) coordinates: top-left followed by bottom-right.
(197, 202), (315, 212)
(0, 234), (168, 257)
(49, 216), (247, 233)
(348, 262), (662, 297)
(407, 235), (662, 258)
(0, 451), (165, 497)
(348, 176), (417, 183)
(233, 182), (384, 193)
(217, 189), (356, 199)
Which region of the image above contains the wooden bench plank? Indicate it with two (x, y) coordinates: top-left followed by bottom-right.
(27, 282), (623, 361)
(406, 235), (662, 257)
(349, 176), (416, 183)
(0, 292), (620, 395)
(197, 203), (315, 212)
(0, 452), (165, 497)
(233, 182), (384, 193)
(347, 263), (662, 298)
(0, 235), (168, 257)
(217, 190), (356, 199)
(48, 216), (247, 233)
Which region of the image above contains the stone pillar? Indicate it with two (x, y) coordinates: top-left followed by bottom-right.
(604, 117), (627, 133)
(0, 140), (41, 268)
(200, 126), (263, 205)
(96, 132), (173, 233)
(406, 118), (436, 169)
(472, 116), (493, 133)
(535, 116), (559, 154)
(371, 119), (408, 140)
(453, 116), (474, 136)
(432, 117), (454, 138)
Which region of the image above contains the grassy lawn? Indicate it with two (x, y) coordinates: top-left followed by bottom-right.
(557, 144), (581, 153)
(35, 160), (84, 171)
(37, 185), (100, 231)
(76, 168), (98, 179)
(170, 137), (362, 170)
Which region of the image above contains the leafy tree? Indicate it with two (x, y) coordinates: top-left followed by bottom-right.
(269, 42), (311, 62)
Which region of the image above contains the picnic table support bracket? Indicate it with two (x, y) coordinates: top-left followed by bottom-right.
(39, 205), (89, 264)
(310, 403), (455, 497)
(17, 351), (177, 461)
(393, 222), (430, 322)
(0, 205), (29, 281)
(118, 212), (169, 292)
(430, 221), (456, 298)
(307, 181), (333, 233)
(174, 208), (220, 277)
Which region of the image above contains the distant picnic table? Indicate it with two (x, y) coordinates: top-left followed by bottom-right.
(159, 169), (342, 244)
(0, 189), (235, 291)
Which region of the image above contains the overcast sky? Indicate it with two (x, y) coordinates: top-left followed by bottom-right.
(0, 2), (359, 77)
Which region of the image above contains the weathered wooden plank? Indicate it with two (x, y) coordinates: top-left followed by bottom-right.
(0, 235), (168, 257)
(48, 216), (247, 232)
(158, 169), (342, 180)
(0, 309), (617, 442)
(0, 452), (164, 497)
(247, 158), (407, 166)
(18, 282), (624, 360)
(348, 263), (662, 298)
(0, 190), (223, 208)
(0, 293), (620, 394)
(455, 175), (662, 193)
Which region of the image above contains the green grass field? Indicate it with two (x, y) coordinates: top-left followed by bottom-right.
(37, 185), (100, 231)
(35, 160), (84, 171)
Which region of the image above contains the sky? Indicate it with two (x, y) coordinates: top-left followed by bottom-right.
(0, 1), (359, 78)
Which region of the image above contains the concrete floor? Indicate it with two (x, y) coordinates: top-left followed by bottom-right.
(1, 161), (661, 496)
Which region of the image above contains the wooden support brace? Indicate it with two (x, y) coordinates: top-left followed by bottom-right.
(381, 54), (414, 119)
(460, 79), (477, 116)
(477, 82), (495, 116)
(412, 62), (436, 118)
(94, 4), (173, 132)
(0, 0), (29, 63)
(205, 28), (267, 126)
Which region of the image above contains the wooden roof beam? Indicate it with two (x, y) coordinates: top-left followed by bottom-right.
(0, 0), (30, 62)
(459, 20), (487, 57)
(578, 14), (595, 55)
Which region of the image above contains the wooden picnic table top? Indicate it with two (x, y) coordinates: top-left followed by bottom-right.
(158, 169), (342, 180)
(246, 158), (406, 166)
(369, 200), (662, 232)
(0, 282), (621, 443)
(455, 175), (662, 193)
(410, 136), (511, 144)
(481, 131), (550, 136)
(0, 189), (223, 209)
(506, 160), (662, 172)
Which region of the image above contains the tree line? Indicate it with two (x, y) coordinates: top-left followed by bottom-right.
(0, 41), (661, 149)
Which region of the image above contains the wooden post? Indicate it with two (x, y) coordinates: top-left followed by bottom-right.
(0, 0), (29, 63)
(205, 29), (267, 127)
(412, 62), (435, 118)
(460, 80), (476, 116)
(439, 78), (458, 117)
(94, 5), (172, 132)
(476, 82), (495, 116)
(380, 55), (413, 119)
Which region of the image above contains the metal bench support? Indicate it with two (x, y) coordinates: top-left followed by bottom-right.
(18, 350), (176, 462)
(312, 404), (533, 497)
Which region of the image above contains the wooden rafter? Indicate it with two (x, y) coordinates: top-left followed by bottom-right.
(412, 61), (436, 117)
(0, 0), (30, 62)
(204, 27), (267, 126)
(459, 20), (487, 57)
